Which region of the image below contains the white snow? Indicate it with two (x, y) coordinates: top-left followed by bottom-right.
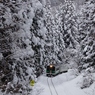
(31, 71), (95, 95)
(32, 0), (43, 11)
(83, 82), (95, 95)
(0, 71), (95, 95)
(0, 53), (3, 60)
(13, 72), (18, 84)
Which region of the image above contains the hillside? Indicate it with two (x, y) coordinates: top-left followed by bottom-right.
(0, 0), (95, 95)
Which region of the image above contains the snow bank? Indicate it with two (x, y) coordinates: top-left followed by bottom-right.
(31, 71), (95, 95)
(0, 90), (3, 95)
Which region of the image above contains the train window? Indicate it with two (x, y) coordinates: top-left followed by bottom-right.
(46, 66), (55, 73)
(56, 67), (59, 70)
(46, 66), (50, 73)
(53, 67), (55, 71)
(51, 66), (55, 73)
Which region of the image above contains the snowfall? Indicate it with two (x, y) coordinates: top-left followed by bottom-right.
(0, 69), (95, 95)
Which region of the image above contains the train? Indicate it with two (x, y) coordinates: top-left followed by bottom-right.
(46, 64), (69, 76)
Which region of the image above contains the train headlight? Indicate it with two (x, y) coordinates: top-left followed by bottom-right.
(50, 65), (53, 68)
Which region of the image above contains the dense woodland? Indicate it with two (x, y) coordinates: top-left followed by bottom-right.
(0, 0), (95, 94)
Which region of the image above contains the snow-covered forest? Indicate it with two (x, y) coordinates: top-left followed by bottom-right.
(0, 0), (95, 95)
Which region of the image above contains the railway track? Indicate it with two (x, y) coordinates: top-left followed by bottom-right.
(47, 77), (59, 95)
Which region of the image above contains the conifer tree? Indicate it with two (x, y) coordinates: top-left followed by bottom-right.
(78, 0), (95, 70)
(0, 0), (46, 94)
(60, 0), (79, 49)
(57, 0), (80, 67)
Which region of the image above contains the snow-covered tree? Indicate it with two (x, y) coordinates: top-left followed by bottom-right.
(0, 0), (47, 94)
(56, 0), (80, 68)
(78, 0), (95, 71)
(43, 3), (65, 66)
(60, 0), (79, 49)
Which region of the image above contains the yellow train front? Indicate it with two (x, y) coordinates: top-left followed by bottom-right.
(46, 64), (60, 76)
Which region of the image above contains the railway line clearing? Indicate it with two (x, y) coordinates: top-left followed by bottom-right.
(31, 71), (95, 95)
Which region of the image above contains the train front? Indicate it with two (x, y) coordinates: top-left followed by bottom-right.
(46, 64), (55, 77)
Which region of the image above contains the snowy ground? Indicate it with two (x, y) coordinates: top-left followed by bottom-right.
(31, 70), (95, 95)
(0, 70), (95, 95)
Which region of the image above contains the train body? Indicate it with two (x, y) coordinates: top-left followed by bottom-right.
(46, 64), (69, 76)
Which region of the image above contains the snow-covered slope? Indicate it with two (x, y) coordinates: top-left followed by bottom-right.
(0, 71), (95, 95)
(31, 71), (95, 95)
